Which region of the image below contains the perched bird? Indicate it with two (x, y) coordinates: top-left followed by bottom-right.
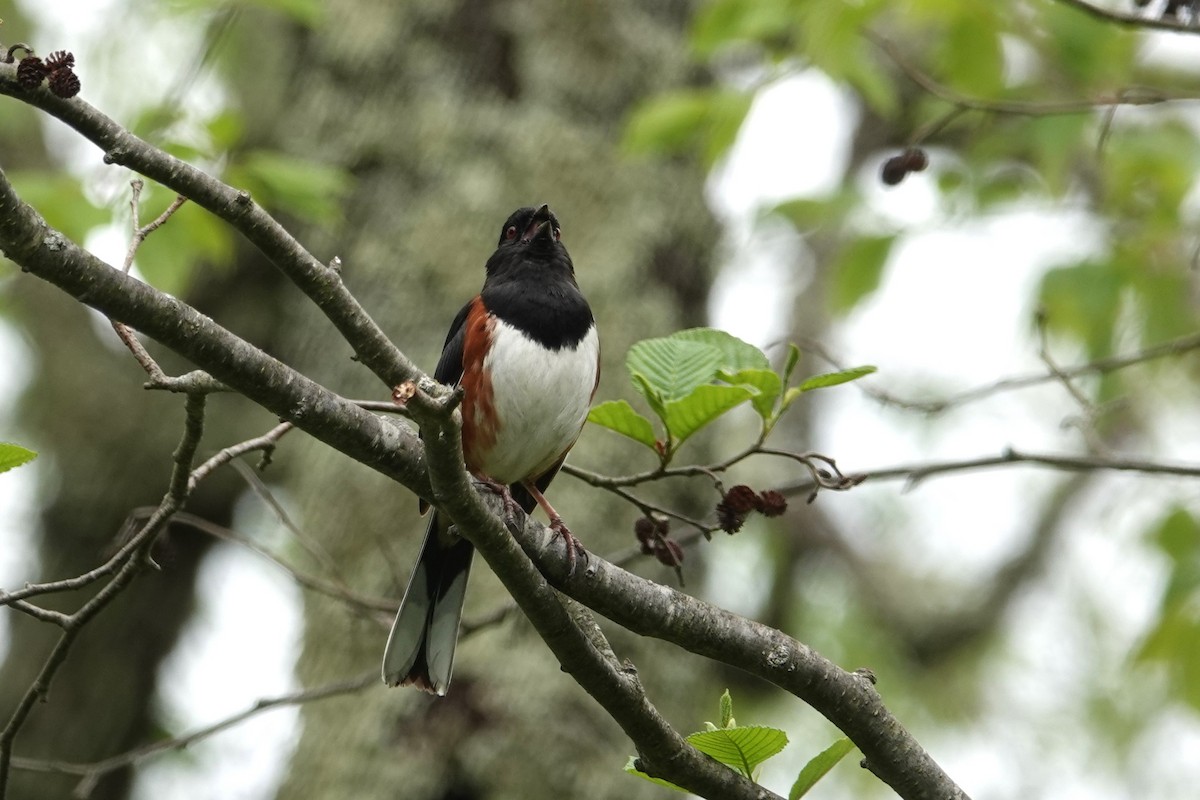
(382, 204), (600, 695)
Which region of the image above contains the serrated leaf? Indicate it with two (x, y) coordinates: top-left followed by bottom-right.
(719, 689), (735, 729)
(631, 372), (668, 425)
(671, 328), (770, 372)
(627, 338), (722, 402)
(588, 400), (658, 450)
(624, 756), (688, 792)
(687, 726), (789, 778)
(720, 367), (782, 420)
(799, 365), (876, 392)
(0, 443), (37, 474)
(664, 384), (754, 449)
(789, 737), (856, 799)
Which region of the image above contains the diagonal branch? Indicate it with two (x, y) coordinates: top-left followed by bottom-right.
(522, 525), (971, 800)
(11, 671), (378, 798)
(0, 63), (419, 390)
(0, 162), (432, 502)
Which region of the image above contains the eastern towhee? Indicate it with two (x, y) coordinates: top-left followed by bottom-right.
(382, 204), (600, 695)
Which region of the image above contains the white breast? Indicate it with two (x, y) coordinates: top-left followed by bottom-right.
(478, 319), (599, 484)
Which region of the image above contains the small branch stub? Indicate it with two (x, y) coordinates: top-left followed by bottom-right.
(391, 381), (417, 406)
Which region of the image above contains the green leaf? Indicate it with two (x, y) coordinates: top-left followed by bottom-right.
(938, 12), (1005, 96)
(623, 88), (752, 167)
(1038, 262), (1122, 358)
(770, 192), (859, 233)
(0, 443), (37, 474)
(687, 726), (789, 778)
(721, 367), (782, 420)
(780, 387), (803, 413)
(588, 401), (658, 450)
(1135, 509), (1200, 710)
(831, 235), (895, 314)
(782, 344), (801, 387)
(664, 384), (754, 448)
(627, 338), (722, 402)
(631, 373), (669, 429)
(671, 328), (770, 372)
(789, 737), (856, 799)
(690, 0), (796, 57)
(719, 689), (735, 729)
(799, 365), (877, 392)
(623, 756), (688, 792)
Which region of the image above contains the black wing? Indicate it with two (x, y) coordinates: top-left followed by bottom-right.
(434, 298), (474, 387)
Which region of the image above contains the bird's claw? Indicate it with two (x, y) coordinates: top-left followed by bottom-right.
(477, 475), (522, 526)
(549, 518), (588, 577)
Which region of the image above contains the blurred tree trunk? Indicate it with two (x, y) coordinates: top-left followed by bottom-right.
(204, 2), (721, 799)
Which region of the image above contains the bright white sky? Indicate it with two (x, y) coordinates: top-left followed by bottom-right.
(2, 5), (1199, 800)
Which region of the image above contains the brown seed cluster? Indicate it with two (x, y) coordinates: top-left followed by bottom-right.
(14, 49), (81, 98)
(881, 147), (929, 186)
(715, 484), (789, 534)
(633, 516), (683, 568)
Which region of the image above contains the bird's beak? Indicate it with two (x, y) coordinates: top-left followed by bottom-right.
(523, 203), (554, 243)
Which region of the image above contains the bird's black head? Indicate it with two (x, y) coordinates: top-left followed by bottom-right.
(495, 204), (562, 249)
(485, 203), (574, 279)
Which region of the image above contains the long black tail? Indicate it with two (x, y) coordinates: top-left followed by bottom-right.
(381, 512), (475, 695)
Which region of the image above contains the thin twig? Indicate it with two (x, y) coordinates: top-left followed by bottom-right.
(10, 671), (377, 799)
(110, 180), (189, 384)
(804, 331), (1200, 414)
(871, 30), (1187, 118)
(0, 394), (209, 800)
(165, 511), (395, 615)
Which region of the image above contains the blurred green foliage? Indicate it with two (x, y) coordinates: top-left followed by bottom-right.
(626, 0), (1200, 369)
(619, 0), (1200, 794)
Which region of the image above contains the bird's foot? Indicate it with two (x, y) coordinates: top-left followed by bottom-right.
(476, 474), (523, 528)
(549, 517), (588, 577)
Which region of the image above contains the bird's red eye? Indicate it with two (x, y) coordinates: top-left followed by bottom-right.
(504, 225), (518, 241)
(553, 227), (562, 241)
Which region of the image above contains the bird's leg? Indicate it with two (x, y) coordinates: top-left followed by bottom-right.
(472, 472), (523, 527)
(521, 481), (587, 577)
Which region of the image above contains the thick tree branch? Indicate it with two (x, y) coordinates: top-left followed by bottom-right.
(530, 535), (970, 800)
(0, 164), (431, 503)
